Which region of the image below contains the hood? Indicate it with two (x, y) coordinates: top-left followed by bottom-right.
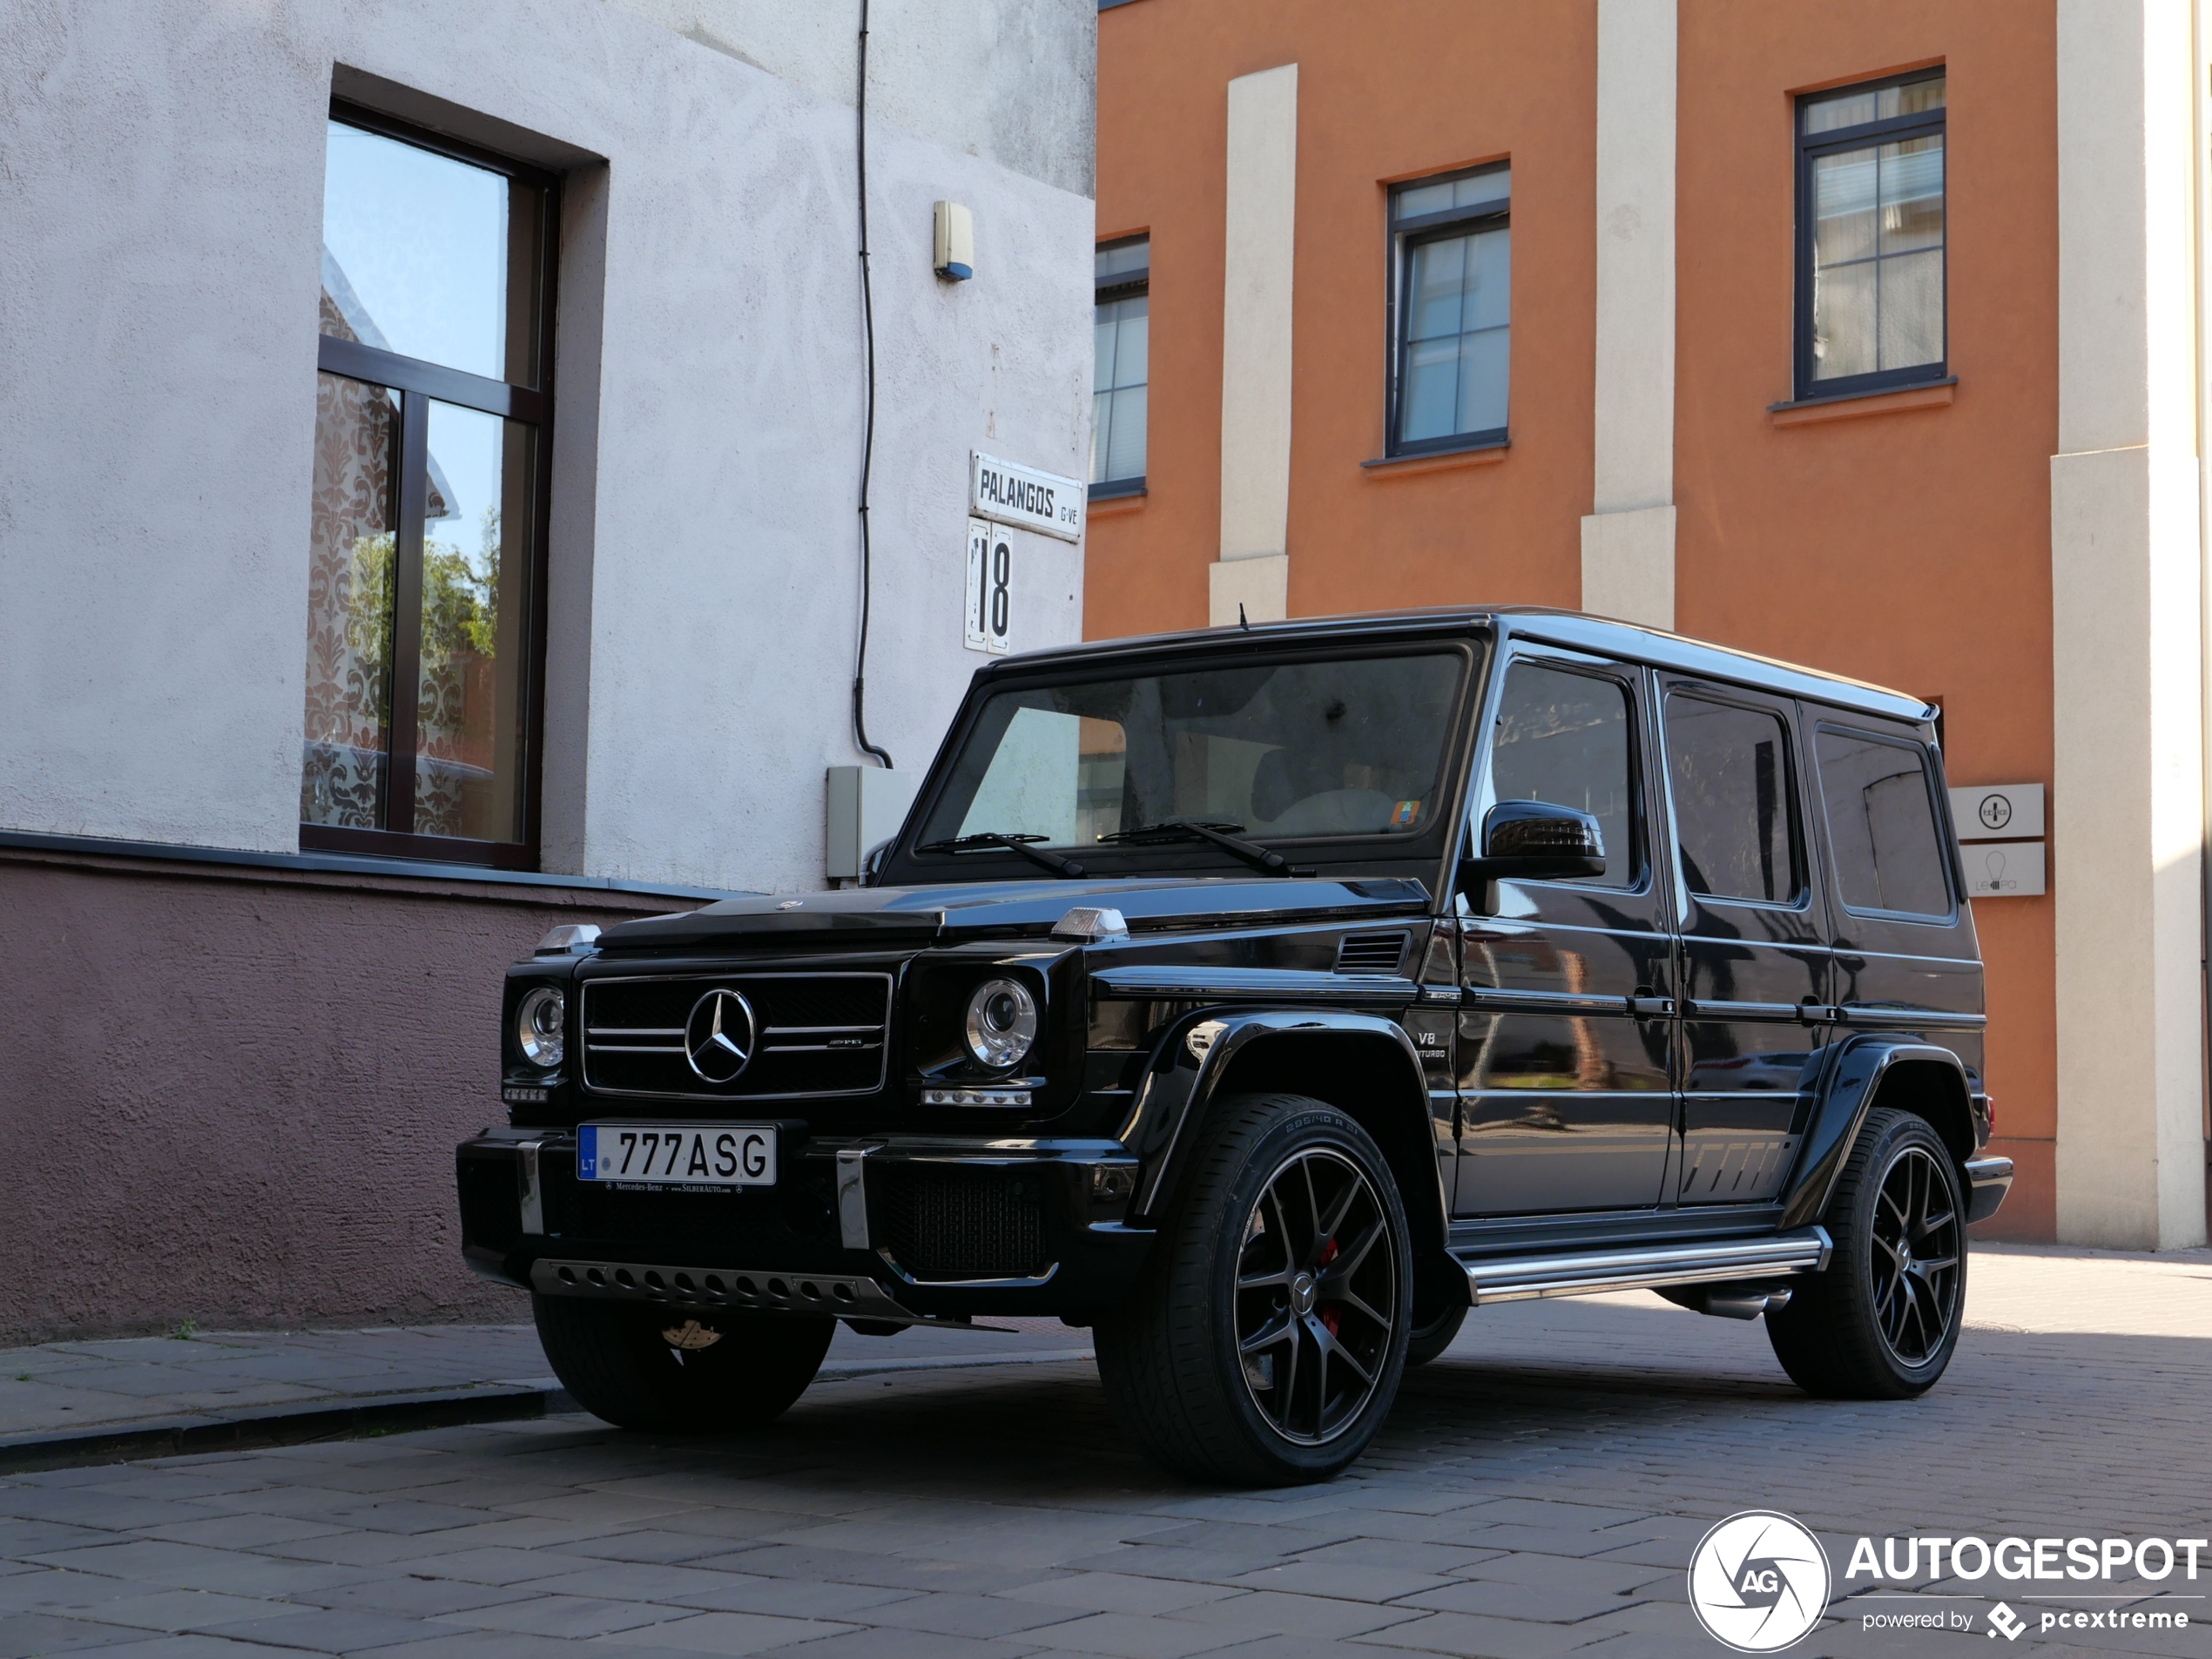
(594, 874), (1433, 954)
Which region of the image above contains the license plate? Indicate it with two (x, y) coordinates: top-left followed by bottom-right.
(577, 1123), (777, 1188)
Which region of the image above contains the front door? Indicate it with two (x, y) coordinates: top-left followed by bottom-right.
(1455, 649), (1676, 1216)
(1657, 680), (1831, 1205)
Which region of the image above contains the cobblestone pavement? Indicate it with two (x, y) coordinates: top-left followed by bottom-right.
(0, 1245), (2206, 1659)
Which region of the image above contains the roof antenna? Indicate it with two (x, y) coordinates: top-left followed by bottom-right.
(1238, 603), (1250, 631)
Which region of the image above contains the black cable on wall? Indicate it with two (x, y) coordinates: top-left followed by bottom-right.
(850, 0), (894, 768)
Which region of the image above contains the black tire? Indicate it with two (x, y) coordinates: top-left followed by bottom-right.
(532, 1296), (833, 1432)
(1404, 1303), (1468, 1367)
(1766, 1107), (1966, 1399)
(1095, 1093), (1413, 1485)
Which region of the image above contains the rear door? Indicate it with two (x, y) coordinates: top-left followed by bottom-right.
(1658, 679), (1832, 1205)
(1455, 647), (1676, 1216)
(1804, 715), (1983, 1078)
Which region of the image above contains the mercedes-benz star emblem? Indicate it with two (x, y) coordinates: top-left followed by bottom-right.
(684, 988), (757, 1084)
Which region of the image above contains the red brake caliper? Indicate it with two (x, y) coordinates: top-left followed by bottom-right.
(1316, 1237), (1341, 1336)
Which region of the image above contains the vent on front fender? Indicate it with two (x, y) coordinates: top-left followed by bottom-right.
(1334, 931), (1411, 975)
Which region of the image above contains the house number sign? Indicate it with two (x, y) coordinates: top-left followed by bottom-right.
(964, 518), (1011, 655)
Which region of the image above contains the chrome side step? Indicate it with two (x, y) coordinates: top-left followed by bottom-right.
(1454, 1227), (1832, 1306)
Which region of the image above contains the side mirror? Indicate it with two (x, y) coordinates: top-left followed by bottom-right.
(1463, 799), (1607, 884)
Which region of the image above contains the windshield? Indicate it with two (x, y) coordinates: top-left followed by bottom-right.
(914, 650), (1470, 857)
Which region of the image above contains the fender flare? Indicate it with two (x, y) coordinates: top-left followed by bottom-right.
(1778, 1037), (1977, 1230)
(1118, 1007), (1446, 1248)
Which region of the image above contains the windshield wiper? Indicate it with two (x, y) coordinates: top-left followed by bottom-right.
(1096, 819), (1312, 878)
(915, 832), (1089, 878)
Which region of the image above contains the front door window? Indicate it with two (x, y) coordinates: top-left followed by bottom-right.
(1455, 656), (1673, 1216)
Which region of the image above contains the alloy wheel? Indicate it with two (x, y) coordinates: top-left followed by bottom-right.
(1232, 1147), (1397, 1445)
(1869, 1144), (1961, 1366)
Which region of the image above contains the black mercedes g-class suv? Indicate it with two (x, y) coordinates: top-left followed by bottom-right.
(459, 608), (2012, 1483)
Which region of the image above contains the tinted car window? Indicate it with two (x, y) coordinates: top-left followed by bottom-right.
(1486, 661), (1637, 886)
(919, 652), (1467, 849)
(1664, 695), (1798, 903)
(1816, 727), (1951, 917)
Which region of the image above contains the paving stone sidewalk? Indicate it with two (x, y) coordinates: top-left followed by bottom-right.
(0, 1244), (2207, 1658)
(0, 1317), (1091, 1468)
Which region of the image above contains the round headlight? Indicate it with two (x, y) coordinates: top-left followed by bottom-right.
(516, 986), (566, 1069)
(963, 978), (1038, 1070)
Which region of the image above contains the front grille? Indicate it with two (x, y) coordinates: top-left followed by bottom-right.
(877, 1166), (1049, 1281)
(580, 973), (892, 1099)
(1334, 931), (1411, 974)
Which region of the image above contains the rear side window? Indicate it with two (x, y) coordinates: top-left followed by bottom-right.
(1815, 726), (1952, 918)
(1663, 695), (1800, 903)
(1486, 659), (1638, 886)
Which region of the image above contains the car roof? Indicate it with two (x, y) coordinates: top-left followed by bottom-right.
(988, 605), (1936, 725)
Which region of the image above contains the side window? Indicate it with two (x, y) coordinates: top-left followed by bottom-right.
(1388, 164), (1510, 456)
(1663, 695), (1800, 904)
(1485, 660), (1638, 887)
(306, 109), (555, 867)
(1815, 726), (1952, 918)
(1091, 238), (1149, 497)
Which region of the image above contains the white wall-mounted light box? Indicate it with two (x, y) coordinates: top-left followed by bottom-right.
(934, 200), (974, 280)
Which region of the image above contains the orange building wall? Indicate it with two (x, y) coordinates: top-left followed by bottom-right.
(1093, 0), (2060, 1237)
(1088, 0), (1599, 637)
(1674, 1), (2058, 1237)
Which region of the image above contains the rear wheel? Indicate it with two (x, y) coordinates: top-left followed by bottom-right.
(532, 1297), (833, 1432)
(1766, 1107), (1966, 1399)
(1096, 1093), (1413, 1484)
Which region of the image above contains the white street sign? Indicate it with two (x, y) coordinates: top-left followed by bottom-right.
(964, 516), (1010, 655)
(1962, 840), (2045, 898)
(1950, 783), (2044, 840)
(971, 450), (1083, 542)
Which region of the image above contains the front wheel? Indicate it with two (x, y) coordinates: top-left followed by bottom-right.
(1766, 1107), (1966, 1399)
(532, 1296), (833, 1432)
(1096, 1093), (1413, 1484)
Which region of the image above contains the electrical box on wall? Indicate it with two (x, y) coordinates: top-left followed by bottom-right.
(826, 765), (921, 882)
(934, 200), (974, 280)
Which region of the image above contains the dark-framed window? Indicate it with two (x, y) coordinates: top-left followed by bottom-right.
(1091, 237), (1149, 498)
(1386, 163), (1509, 457)
(302, 102), (557, 869)
(1794, 70), (1946, 401)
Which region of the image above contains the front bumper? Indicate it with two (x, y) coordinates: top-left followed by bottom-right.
(456, 1127), (1152, 1322)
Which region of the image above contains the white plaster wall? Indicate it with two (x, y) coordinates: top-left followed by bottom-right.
(1580, 0), (1676, 632)
(2049, 0), (2209, 1250)
(602, 0), (1096, 198)
(1217, 63), (1298, 609)
(0, 0), (1094, 893)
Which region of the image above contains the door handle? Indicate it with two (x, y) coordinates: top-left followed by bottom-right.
(1797, 999), (1841, 1024)
(1629, 995), (1676, 1019)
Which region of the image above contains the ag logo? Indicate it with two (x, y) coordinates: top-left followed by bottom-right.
(1688, 1511), (1831, 1652)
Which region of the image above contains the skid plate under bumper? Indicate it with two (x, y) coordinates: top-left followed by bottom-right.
(529, 1257), (938, 1325)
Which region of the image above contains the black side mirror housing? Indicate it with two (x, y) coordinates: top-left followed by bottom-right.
(1461, 799), (1607, 886)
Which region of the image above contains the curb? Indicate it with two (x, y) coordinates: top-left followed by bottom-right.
(0, 1383), (574, 1476)
(0, 1345), (1098, 1476)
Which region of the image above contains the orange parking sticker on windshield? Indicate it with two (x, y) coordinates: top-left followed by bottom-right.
(1393, 799), (1421, 826)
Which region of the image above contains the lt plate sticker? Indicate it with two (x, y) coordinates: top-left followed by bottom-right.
(577, 1124), (776, 1187)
